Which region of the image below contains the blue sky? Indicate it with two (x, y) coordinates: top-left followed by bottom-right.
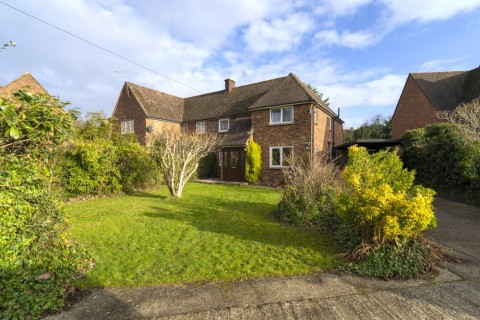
(1, 0), (479, 128)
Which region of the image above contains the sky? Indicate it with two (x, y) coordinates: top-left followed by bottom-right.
(1, 0), (480, 128)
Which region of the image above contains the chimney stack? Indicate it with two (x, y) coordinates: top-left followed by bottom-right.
(225, 79), (235, 92)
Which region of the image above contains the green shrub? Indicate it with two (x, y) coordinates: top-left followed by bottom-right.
(0, 154), (92, 319)
(275, 153), (341, 226)
(197, 152), (219, 179)
(338, 146), (436, 245)
(116, 140), (159, 193)
(245, 140), (261, 184)
(342, 238), (435, 279)
(403, 123), (480, 204)
(61, 139), (122, 196)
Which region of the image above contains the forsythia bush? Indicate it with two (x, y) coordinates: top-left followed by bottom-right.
(337, 146), (436, 245)
(245, 139), (262, 184)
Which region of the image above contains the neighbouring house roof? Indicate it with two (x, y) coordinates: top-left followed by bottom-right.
(182, 76), (286, 121)
(220, 117), (252, 146)
(0, 73), (48, 98)
(411, 66), (480, 112)
(126, 82), (184, 122)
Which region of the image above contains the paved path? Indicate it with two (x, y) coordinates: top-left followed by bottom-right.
(46, 198), (480, 320)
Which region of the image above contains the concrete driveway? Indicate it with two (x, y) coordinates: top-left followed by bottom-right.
(46, 198), (480, 319)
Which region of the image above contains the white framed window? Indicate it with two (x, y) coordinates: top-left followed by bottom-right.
(313, 109), (317, 125)
(270, 106), (294, 124)
(196, 121), (205, 134)
(218, 119), (229, 132)
(121, 120), (134, 134)
(269, 146), (293, 168)
(329, 117), (333, 131)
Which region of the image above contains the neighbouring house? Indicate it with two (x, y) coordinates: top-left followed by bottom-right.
(0, 73), (48, 98)
(112, 73), (344, 184)
(392, 66), (480, 139)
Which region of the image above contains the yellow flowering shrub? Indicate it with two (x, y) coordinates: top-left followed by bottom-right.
(337, 146), (436, 245)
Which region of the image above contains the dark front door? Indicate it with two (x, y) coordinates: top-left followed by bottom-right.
(222, 148), (245, 181)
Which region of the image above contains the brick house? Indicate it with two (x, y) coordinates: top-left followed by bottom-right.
(0, 73), (48, 98)
(113, 73), (344, 184)
(392, 66), (480, 139)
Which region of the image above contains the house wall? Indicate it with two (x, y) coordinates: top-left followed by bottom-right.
(312, 107), (344, 158)
(251, 104), (312, 185)
(392, 76), (441, 139)
(112, 84), (147, 145)
(183, 117), (233, 135)
(145, 118), (181, 146)
(0, 73), (48, 98)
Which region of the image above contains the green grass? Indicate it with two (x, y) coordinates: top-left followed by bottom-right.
(67, 182), (342, 287)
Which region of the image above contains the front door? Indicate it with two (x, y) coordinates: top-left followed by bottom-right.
(222, 148), (245, 181)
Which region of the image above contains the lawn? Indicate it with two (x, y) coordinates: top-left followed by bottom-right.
(67, 182), (342, 287)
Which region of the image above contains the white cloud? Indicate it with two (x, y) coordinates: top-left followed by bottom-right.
(315, 0), (372, 16)
(243, 13), (314, 53)
(419, 58), (467, 72)
(315, 29), (378, 48)
(382, 0), (480, 25)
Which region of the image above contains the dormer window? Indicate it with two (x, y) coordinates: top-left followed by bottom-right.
(218, 119), (229, 132)
(270, 106), (294, 124)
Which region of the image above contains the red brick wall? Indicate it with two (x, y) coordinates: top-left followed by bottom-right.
(392, 75), (441, 139)
(183, 118), (234, 141)
(112, 84), (147, 145)
(312, 107), (344, 157)
(0, 73), (48, 98)
(251, 104), (312, 185)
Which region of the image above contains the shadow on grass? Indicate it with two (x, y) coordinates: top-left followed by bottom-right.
(130, 192), (169, 200)
(142, 198), (336, 252)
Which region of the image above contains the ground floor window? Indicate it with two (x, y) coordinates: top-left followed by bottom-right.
(269, 146), (293, 168)
(121, 120), (134, 134)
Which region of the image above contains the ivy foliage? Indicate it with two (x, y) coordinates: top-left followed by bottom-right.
(245, 139), (262, 184)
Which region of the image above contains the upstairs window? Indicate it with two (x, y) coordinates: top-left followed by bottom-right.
(196, 121), (205, 134)
(121, 120), (134, 134)
(270, 106), (294, 124)
(329, 117), (333, 131)
(218, 119), (229, 132)
(270, 146), (293, 168)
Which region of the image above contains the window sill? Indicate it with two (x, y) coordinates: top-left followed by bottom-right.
(269, 122), (294, 126)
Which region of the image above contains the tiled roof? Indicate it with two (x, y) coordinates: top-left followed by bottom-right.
(219, 117), (252, 146)
(122, 73), (342, 122)
(127, 82), (184, 122)
(182, 76), (286, 121)
(0, 73), (48, 98)
(249, 73), (334, 115)
(411, 66), (480, 112)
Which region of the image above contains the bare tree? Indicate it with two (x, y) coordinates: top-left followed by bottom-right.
(439, 98), (480, 142)
(150, 130), (219, 198)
